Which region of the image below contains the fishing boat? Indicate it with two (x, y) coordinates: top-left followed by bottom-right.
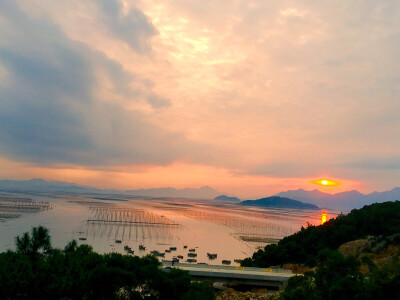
(169, 247), (177, 251)
(78, 237), (87, 241)
(139, 245), (146, 250)
(207, 253), (217, 259)
(234, 259), (243, 264)
(177, 255), (184, 259)
(124, 246), (134, 254)
(183, 245), (188, 249)
(188, 253), (197, 257)
(188, 248), (196, 252)
(186, 259), (197, 263)
(115, 240), (122, 244)
(222, 260), (231, 265)
(150, 250), (165, 257)
(165, 249), (171, 253)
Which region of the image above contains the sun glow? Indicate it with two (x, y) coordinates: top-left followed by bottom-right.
(321, 210), (328, 224)
(312, 179), (340, 186)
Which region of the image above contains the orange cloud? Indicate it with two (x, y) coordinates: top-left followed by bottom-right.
(0, 157), (363, 198)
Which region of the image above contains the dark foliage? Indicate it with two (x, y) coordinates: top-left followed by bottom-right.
(242, 201), (400, 267)
(0, 226), (215, 300)
(281, 250), (400, 300)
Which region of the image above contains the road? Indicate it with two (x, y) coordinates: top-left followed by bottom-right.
(162, 262), (297, 288)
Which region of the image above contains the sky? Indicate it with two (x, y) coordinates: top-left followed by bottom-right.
(0, 0), (400, 198)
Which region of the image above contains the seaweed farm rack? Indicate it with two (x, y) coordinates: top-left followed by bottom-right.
(86, 206), (179, 226)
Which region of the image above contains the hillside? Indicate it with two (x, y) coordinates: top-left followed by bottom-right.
(242, 201), (400, 268)
(241, 201), (400, 299)
(214, 195), (240, 202)
(241, 196), (318, 209)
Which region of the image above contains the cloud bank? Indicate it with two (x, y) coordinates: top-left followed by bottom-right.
(0, 0), (208, 166)
(1, 0), (400, 195)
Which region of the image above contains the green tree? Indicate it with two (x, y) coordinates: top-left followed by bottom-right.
(1, 226), (216, 300)
(15, 226), (52, 256)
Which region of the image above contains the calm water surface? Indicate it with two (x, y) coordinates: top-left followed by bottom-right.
(0, 192), (339, 265)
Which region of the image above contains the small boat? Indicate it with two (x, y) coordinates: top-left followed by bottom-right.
(169, 247), (177, 251)
(165, 249), (171, 253)
(207, 253), (217, 259)
(139, 245), (146, 250)
(188, 253), (197, 257)
(234, 259), (243, 264)
(222, 260), (231, 265)
(189, 248), (196, 252)
(150, 250), (165, 257)
(124, 245), (134, 254)
(183, 245), (188, 249)
(172, 257), (179, 263)
(78, 237), (87, 241)
(177, 255), (184, 259)
(186, 259), (197, 263)
(115, 240), (122, 244)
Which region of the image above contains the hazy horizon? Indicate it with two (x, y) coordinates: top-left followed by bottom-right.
(2, 177), (400, 201)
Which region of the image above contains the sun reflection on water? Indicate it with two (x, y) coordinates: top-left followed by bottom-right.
(321, 210), (328, 224)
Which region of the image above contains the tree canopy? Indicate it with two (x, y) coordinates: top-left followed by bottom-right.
(0, 226), (215, 300)
(242, 201), (400, 267)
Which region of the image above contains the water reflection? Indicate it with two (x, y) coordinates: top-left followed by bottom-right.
(0, 194), (51, 221)
(77, 205), (181, 242)
(81, 222), (180, 241)
(138, 200), (335, 250)
(321, 210), (328, 224)
(0, 193), (340, 265)
(177, 206), (299, 239)
(87, 206), (178, 225)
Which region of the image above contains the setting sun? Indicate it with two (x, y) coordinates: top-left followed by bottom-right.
(312, 179), (340, 186)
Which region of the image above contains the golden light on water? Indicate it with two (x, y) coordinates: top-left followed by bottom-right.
(312, 179), (340, 186)
(321, 210), (327, 224)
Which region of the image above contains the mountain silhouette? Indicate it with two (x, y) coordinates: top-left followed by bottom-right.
(276, 187), (400, 209)
(241, 196), (318, 209)
(0, 179), (219, 199)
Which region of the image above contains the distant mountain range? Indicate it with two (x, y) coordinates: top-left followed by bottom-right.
(124, 186), (219, 199)
(0, 179), (220, 199)
(2, 179), (400, 210)
(241, 196), (319, 209)
(214, 195), (241, 202)
(276, 187), (400, 210)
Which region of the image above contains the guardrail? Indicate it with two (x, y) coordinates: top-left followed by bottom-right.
(162, 262), (292, 274)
